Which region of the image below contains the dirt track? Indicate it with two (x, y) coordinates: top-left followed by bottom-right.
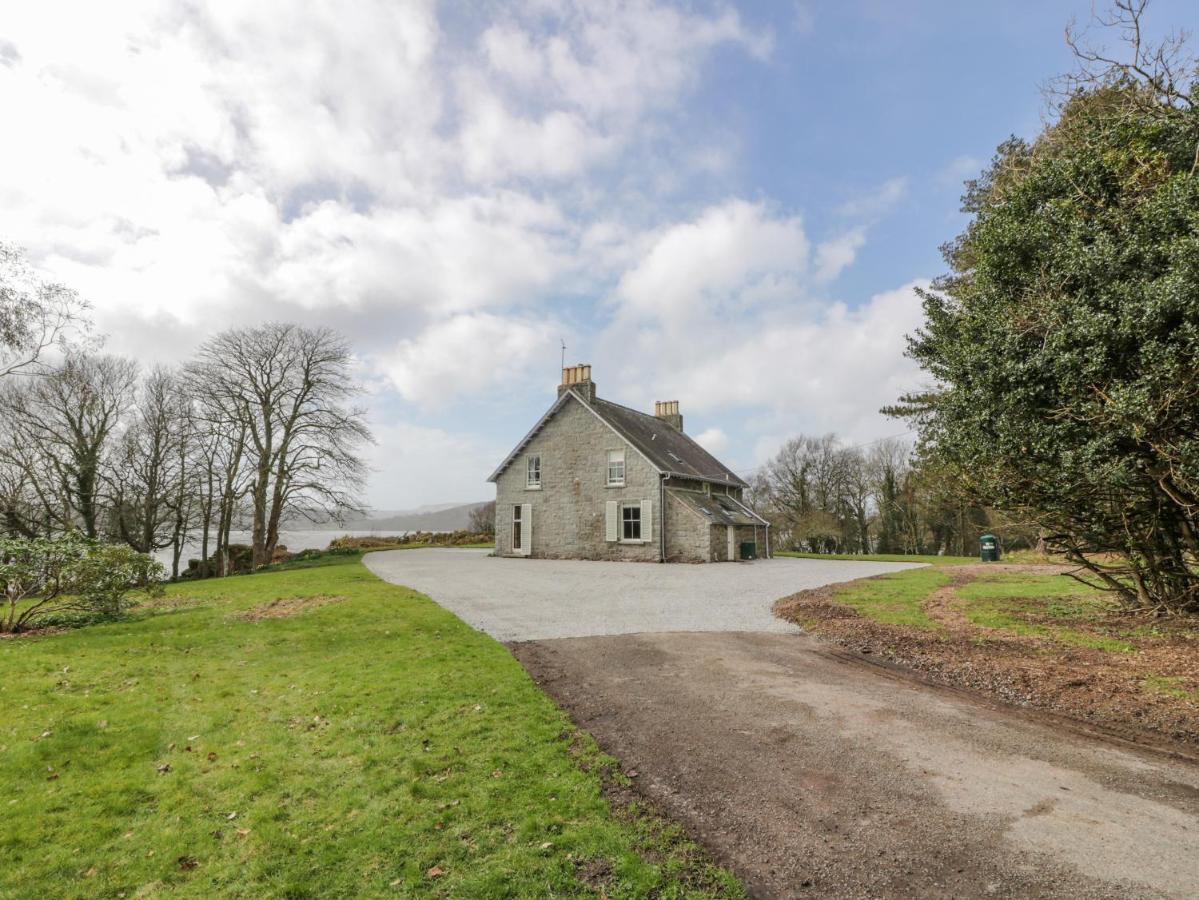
(513, 631), (1199, 899)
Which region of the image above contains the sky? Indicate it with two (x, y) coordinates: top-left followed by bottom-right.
(2, 0), (1196, 509)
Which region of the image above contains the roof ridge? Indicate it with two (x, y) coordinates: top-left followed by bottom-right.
(591, 395), (656, 419)
(489, 388), (748, 488)
(589, 395), (746, 487)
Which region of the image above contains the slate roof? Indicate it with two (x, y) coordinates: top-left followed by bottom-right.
(589, 397), (747, 487)
(669, 489), (766, 526)
(487, 389), (749, 487)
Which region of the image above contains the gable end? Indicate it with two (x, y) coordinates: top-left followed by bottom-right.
(487, 389), (661, 483)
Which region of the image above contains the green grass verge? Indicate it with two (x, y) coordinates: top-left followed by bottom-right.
(1142, 674), (1199, 703)
(954, 573), (1133, 652)
(831, 568), (952, 629)
(820, 565), (1135, 651)
(357, 542), (495, 553)
(777, 551), (975, 566)
(0, 556), (739, 898)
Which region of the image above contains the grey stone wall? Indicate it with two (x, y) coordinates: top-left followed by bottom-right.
(664, 492), (710, 563)
(710, 524), (730, 562)
(494, 394), (661, 561)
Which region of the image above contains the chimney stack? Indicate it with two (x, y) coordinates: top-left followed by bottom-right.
(654, 400), (683, 432)
(558, 363), (596, 402)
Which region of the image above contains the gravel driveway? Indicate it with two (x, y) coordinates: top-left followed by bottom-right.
(366, 548), (1199, 897)
(363, 548), (922, 640)
(516, 633), (1199, 898)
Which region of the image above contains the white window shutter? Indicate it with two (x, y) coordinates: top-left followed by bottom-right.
(605, 501), (618, 542)
(641, 499), (653, 544)
(521, 503), (532, 556)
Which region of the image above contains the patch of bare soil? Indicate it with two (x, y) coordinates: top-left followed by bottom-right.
(0, 624), (69, 639)
(235, 594), (346, 621)
(775, 566), (1199, 748)
(137, 595), (209, 613)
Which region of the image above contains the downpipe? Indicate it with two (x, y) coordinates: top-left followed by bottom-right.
(659, 473), (668, 562)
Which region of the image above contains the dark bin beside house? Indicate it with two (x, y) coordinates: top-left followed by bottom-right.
(739, 542), (757, 560)
(980, 534), (1000, 562)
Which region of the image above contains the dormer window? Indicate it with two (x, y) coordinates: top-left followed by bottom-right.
(526, 455), (541, 488)
(607, 449), (625, 486)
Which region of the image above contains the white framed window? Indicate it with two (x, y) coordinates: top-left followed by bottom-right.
(512, 504), (523, 551)
(621, 503), (641, 541)
(526, 455), (541, 488)
(606, 449), (625, 486)
(606, 499), (652, 544)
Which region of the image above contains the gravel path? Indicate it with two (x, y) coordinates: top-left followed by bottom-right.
(363, 548), (923, 640)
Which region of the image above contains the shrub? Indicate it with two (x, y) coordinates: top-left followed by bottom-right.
(327, 531), (492, 551)
(0, 535), (164, 633)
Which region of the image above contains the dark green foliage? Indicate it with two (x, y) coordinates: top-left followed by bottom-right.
(895, 78), (1199, 611)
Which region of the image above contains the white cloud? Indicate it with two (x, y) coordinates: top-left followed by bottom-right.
(365, 420), (500, 508)
(479, 2), (771, 119)
(460, 1), (771, 181)
(694, 427), (730, 454)
(264, 193), (570, 314)
(457, 89), (614, 181)
(0, 1), (936, 505)
(379, 313), (560, 409)
(614, 200), (811, 325)
(0, 0), (770, 386)
(594, 202), (926, 450)
(937, 154), (983, 188)
(836, 176), (910, 220)
(814, 228), (866, 282)
(600, 257), (929, 450)
(673, 280), (928, 423)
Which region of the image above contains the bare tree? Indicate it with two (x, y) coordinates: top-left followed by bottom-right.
(109, 368), (194, 572)
(0, 243), (93, 378)
(179, 363), (253, 577)
(0, 419), (40, 538)
(866, 439), (911, 554)
(191, 324), (371, 569)
(1063, 1), (1195, 105)
(758, 435), (860, 553)
(0, 355), (137, 538)
(841, 447), (872, 554)
(468, 501), (496, 534)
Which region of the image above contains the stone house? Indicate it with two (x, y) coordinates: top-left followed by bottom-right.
(488, 365), (769, 563)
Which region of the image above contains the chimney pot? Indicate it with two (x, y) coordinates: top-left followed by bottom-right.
(559, 363), (596, 402)
(654, 400), (683, 432)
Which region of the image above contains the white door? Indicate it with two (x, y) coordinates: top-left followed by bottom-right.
(727, 525), (736, 561)
(513, 504), (532, 556)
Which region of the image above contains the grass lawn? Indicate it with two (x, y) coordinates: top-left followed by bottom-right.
(775, 560), (1199, 744)
(954, 573), (1134, 653)
(0, 554), (739, 898)
(821, 566), (1125, 646)
(828, 568), (952, 629)
(776, 551), (977, 566)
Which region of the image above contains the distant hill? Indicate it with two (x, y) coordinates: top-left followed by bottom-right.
(359, 501), (489, 533)
(277, 501), (490, 533)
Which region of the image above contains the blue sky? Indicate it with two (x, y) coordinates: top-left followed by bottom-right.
(2, 0), (1195, 508)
